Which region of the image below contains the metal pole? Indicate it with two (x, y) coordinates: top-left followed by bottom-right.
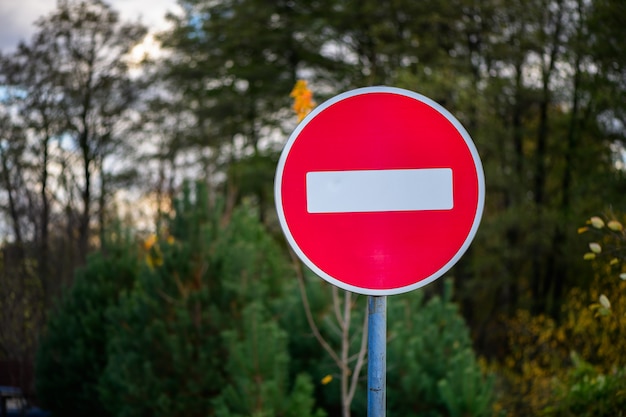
(368, 295), (387, 417)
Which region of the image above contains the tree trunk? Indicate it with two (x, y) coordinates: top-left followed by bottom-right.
(546, 26), (584, 315)
(79, 132), (91, 264)
(0, 149), (23, 246)
(530, 3), (563, 313)
(39, 133), (51, 307)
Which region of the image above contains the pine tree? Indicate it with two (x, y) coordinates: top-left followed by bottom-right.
(99, 183), (321, 417)
(35, 231), (140, 417)
(386, 281), (494, 417)
(214, 302), (325, 417)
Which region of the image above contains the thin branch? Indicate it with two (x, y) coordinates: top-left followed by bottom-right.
(288, 247), (345, 371)
(332, 285), (344, 328)
(340, 290), (352, 417)
(341, 291), (352, 359)
(347, 306), (368, 404)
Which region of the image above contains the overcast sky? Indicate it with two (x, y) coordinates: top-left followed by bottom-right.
(0, 0), (180, 52)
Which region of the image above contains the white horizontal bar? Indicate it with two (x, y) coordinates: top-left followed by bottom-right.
(306, 168), (453, 213)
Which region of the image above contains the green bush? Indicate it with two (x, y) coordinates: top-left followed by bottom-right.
(387, 281), (494, 417)
(544, 354), (626, 417)
(35, 182), (492, 417)
(213, 302), (325, 417)
(35, 231), (140, 417)
(99, 183), (322, 417)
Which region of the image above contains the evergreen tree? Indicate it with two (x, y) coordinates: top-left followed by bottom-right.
(387, 281), (494, 417)
(158, 0), (306, 155)
(100, 183), (319, 417)
(35, 231), (140, 417)
(214, 302), (325, 417)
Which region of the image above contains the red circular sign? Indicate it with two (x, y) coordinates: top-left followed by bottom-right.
(275, 87), (485, 295)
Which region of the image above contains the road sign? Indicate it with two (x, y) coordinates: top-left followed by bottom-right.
(275, 86), (485, 295)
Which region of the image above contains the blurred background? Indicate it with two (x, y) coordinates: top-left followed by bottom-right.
(0, 1), (625, 416)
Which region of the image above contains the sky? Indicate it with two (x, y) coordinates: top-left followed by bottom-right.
(0, 0), (180, 52)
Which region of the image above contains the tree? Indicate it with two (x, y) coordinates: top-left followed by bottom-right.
(26, 0), (147, 262)
(152, 0), (341, 220)
(12, 1), (626, 413)
(214, 302), (326, 417)
(0, 108), (47, 393)
(1, 25), (66, 306)
(289, 257), (368, 417)
(35, 231), (140, 417)
(421, 0), (626, 335)
(491, 212), (626, 416)
(275, 80), (367, 417)
(158, 0), (299, 153)
(100, 183), (319, 417)
(387, 281), (494, 417)
(0, 111), (30, 249)
(2, 2), (148, 395)
(0, 0), (149, 294)
(90, 0), (626, 331)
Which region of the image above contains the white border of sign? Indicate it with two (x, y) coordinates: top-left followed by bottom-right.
(274, 86), (486, 296)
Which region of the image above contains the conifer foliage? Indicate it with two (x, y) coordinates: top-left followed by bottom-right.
(35, 182), (492, 417)
(387, 282), (494, 417)
(37, 183), (325, 417)
(99, 183), (322, 417)
(35, 231), (141, 417)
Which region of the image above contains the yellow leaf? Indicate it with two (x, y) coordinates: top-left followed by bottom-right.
(583, 253), (596, 260)
(145, 252), (163, 268)
(589, 216), (605, 229)
(577, 227), (588, 234)
(607, 220), (623, 232)
(290, 80), (315, 122)
(321, 374), (333, 385)
(599, 294), (611, 310)
(289, 80), (307, 98)
(144, 234), (157, 250)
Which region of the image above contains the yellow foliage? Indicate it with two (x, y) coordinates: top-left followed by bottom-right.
(143, 234), (157, 250)
(589, 216), (605, 228)
(493, 212), (626, 416)
(589, 242), (602, 253)
(582, 212), (625, 281)
(495, 281), (626, 415)
(143, 234), (163, 268)
(290, 80), (315, 122)
(608, 220), (624, 232)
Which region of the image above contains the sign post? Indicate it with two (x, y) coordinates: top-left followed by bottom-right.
(275, 86), (485, 416)
(368, 296), (386, 417)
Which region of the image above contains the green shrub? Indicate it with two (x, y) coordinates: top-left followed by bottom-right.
(545, 354), (626, 417)
(35, 232), (140, 417)
(387, 281), (494, 417)
(99, 183), (320, 417)
(213, 302), (325, 417)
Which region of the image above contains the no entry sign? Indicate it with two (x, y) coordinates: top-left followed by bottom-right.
(275, 86), (485, 295)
